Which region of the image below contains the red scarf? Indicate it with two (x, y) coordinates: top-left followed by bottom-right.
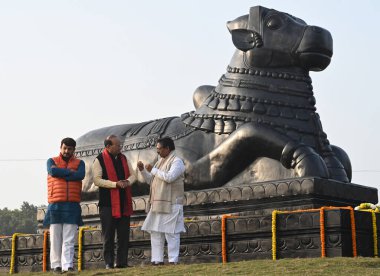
(102, 150), (133, 218)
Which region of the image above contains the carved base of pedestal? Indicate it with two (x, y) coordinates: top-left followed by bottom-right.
(1, 178), (377, 273)
(2, 209), (378, 273)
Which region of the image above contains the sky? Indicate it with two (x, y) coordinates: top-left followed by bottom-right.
(0, 0), (379, 209)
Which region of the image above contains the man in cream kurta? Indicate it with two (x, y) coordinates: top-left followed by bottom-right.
(138, 137), (186, 265)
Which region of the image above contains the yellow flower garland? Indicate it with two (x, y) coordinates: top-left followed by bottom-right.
(272, 211), (277, 260)
(9, 233), (30, 274)
(359, 203), (376, 210)
(372, 211), (378, 257)
(78, 226), (97, 272)
(355, 204), (379, 258)
(184, 217), (198, 223)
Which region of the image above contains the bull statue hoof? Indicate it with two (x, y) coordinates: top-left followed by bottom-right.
(281, 142), (329, 179)
(76, 5), (351, 199)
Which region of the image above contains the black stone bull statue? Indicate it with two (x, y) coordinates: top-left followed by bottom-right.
(76, 6), (351, 200)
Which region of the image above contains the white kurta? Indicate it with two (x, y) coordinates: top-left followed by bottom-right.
(142, 204), (185, 233)
(140, 156), (186, 234)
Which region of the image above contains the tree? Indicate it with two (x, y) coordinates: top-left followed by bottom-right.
(0, 202), (38, 236)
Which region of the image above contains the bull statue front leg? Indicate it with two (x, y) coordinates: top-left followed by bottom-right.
(185, 123), (329, 189)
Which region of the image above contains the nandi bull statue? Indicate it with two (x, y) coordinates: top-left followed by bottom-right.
(76, 6), (351, 200)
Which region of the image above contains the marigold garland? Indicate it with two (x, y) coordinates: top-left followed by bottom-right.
(9, 233), (29, 274)
(319, 206), (357, 257)
(4, 204), (376, 271)
(320, 208), (326, 257)
(348, 206), (358, 257)
(221, 214), (238, 264)
(78, 226), (97, 272)
(271, 207), (357, 260)
(42, 230), (49, 272)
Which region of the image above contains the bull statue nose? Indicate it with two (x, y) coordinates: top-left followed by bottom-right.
(296, 25), (333, 71)
(226, 20), (232, 31)
(226, 15), (249, 32)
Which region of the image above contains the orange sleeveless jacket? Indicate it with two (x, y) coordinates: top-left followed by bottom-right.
(47, 155), (82, 203)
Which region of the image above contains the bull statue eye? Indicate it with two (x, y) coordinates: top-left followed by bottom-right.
(265, 15), (283, 30)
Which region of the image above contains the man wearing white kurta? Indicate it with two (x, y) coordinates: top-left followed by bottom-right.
(138, 137), (186, 265)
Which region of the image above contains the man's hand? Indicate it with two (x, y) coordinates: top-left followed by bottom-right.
(116, 180), (129, 189)
(145, 164), (153, 172)
(137, 161), (144, 171)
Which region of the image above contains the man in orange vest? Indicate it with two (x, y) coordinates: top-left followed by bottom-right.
(43, 137), (85, 274)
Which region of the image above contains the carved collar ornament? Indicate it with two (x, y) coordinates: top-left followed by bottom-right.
(226, 66), (312, 84)
(182, 70), (319, 137)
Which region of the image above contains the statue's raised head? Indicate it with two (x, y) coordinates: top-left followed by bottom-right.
(227, 6), (333, 71)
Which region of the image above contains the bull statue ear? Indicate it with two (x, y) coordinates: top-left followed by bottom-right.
(231, 29), (255, 51)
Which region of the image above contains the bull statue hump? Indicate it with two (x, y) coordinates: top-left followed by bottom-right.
(76, 5), (351, 200)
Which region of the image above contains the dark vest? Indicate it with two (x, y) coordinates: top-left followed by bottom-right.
(96, 153), (126, 210)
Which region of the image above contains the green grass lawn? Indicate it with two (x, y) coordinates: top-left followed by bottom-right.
(8, 257), (380, 276)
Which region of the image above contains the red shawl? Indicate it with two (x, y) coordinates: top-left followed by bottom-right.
(102, 150), (133, 218)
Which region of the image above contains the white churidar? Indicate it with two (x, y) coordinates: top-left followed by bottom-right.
(150, 231), (181, 263)
(49, 224), (77, 270)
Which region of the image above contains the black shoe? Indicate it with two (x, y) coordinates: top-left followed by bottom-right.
(105, 264), (114, 269)
(151, 262), (164, 266)
(115, 264), (132, 268)
(53, 267), (62, 274)
(169, 262), (179, 265)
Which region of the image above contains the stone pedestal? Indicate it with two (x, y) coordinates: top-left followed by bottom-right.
(1, 178), (378, 273)
(37, 177), (378, 229)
